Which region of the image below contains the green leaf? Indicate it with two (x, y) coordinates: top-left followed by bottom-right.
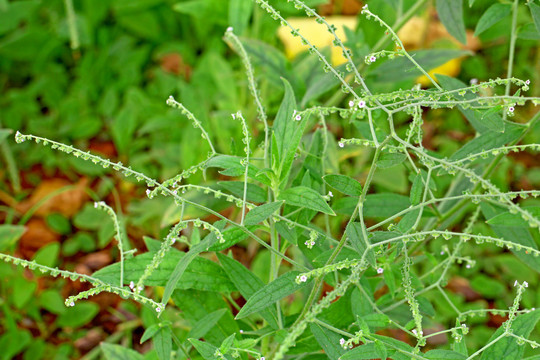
(244, 201), (283, 226)
(345, 222), (376, 267)
(425, 349), (467, 360)
(410, 173), (424, 206)
(57, 301), (99, 328)
(363, 313), (391, 330)
(340, 342), (394, 360)
(474, 4), (511, 36)
(189, 339), (234, 360)
(487, 207), (540, 227)
(101, 343), (144, 360)
(39, 290), (66, 315)
(364, 194), (410, 218)
(93, 246), (235, 292)
(12, 277), (36, 309)
(271, 78), (310, 186)
(228, 0), (253, 35)
(0, 329), (31, 360)
(206, 155), (271, 186)
(241, 38), (291, 88)
(377, 152), (407, 169)
(437, 75), (505, 133)
(275, 221), (297, 245)
(529, 1), (540, 34)
(436, 0), (467, 44)
(162, 235), (221, 305)
(217, 253), (280, 329)
(309, 323), (346, 360)
(374, 341), (388, 360)
(0, 224), (25, 251)
(323, 174), (362, 196)
(220, 334), (235, 354)
(140, 324), (161, 344)
(482, 203), (540, 273)
(172, 290), (238, 344)
(371, 49), (472, 83)
(480, 309), (540, 360)
(273, 78), (297, 161)
(236, 271), (309, 319)
(32, 242), (59, 268)
(449, 125), (523, 161)
(187, 309), (227, 340)
(153, 326), (172, 360)
(470, 274), (505, 298)
(219, 181), (267, 203)
(279, 186), (335, 215)
(207, 224), (259, 252)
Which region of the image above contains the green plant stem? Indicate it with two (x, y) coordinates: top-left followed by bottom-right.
(291, 137), (390, 329)
(0, 141), (21, 193)
(63, 0), (79, 50)
(502, 0), (519, 122)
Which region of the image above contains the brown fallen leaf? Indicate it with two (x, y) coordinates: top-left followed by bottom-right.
(18, 218), (60, 259)
(16, 178), (89, 218)
(446, 276), (481, 302)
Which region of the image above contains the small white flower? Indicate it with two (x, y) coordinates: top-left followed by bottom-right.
(524, 281), (529, 288)
(440, 251), (444, 255)
(338, 142), (344, 148)
(358, 100), (366, 108)
(339, 338), (346, 346)
(138, 285), (144, 292)
(470, 78), (478, 85)
(377, 267), (384, 274)
(412, 329), (417, 336)
(508, 106), (515, 112)
(362, 4), (368, 9)
(227, 26), (233, 32)
(239, 329), (244, 333)
(94, 202), (99, 208)
(300, 275), (308, 282)
(328, 191), (333, 198)
(231, 113), (236, 120)
(171, 237), (176, 244)
(462, 324), (467, 328)
(369, 56), (376, 63)
(525, 79), (530, 85)
(466, 264), (471, 269)
(146, 189), (151, 197)
(156, 306), (162, 313)
(260, 357), (265, 360)
(514, 280), (519, 287)
(129, 281), (135, 290)
(69, 301), (75, 307)
(348, 100), (355, 107)
(295, 114), (302, 121)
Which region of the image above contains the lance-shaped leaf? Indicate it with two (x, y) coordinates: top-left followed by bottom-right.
(279, 186), (335, 215)
(436, 0), (467, 44)
(244, 201), (283, 225)
(217, 253), (279, 329)
(309, 323), (346, 360)
(480, 309), (540, 360)
(323, 174), (362, 196)
(235, 271), (309, 319)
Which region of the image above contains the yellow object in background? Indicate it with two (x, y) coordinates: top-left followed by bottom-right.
(277, 16), (358, 66)
(416, 57), (462, 86)
(277, 14), (474, 87)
